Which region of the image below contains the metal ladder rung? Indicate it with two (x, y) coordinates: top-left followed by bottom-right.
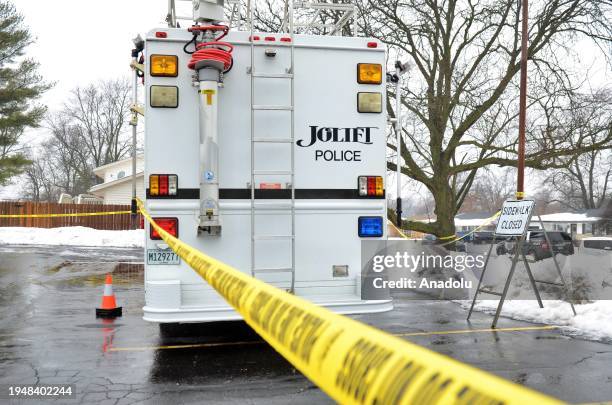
(253, 202), (294, 208)
(253, 105), (293, 111)
(252, 73), (294, 79)
(253, 235), (294, 241)
(253, 170), (292, 175)
(253, 267), (294, 273)
(477, 289), (503, 297)
(533, 279), (564, 286)
(253, 138), (293, 143)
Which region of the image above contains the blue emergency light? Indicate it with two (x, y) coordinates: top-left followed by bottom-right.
(358, 216), (383, 237)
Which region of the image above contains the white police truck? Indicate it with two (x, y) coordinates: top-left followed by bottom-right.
(140, 0), (392, 322)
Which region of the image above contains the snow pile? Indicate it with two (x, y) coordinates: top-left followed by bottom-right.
(462, 299), (612, 342)
(0, 227), (144, 248)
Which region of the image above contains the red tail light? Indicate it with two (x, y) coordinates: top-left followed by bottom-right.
(159, 175), (169, 195)
(367, 177), (376, 195)
(150, 217), (178, 240)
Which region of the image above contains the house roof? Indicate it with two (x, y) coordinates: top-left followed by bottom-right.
(93, 154), (144, 177)
(455, 211), (497, 220)
(411, 212), (498, 226)
(537, 212), (603, 223)
(89, 171), (144, 193)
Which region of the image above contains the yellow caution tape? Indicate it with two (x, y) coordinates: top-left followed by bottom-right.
(387, 220), (411, 239)
(440, 211), (501, 247)
(0, 210), (132, 218)
(137, 198), (563, 405)
(388, 211), (501, 247)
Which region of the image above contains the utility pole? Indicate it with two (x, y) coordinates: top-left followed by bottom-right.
(516, 0), (528, 200)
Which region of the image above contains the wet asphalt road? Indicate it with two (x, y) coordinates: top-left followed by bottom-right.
(1, 245), (612, 404)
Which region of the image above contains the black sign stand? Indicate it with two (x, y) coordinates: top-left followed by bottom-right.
(467, 201), (576, 328)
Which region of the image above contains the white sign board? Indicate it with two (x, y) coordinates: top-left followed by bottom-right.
(495, 200), (535, 236)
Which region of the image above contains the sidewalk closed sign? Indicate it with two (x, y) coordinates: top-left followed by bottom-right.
(495, 200), (535, 236)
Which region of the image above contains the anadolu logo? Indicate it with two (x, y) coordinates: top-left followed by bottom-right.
(297, 125), (378, 162)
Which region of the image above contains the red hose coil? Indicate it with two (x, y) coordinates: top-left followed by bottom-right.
(187, 41), (233, 71)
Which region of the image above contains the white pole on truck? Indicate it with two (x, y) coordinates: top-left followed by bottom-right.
(197, 62), (222, 235)
(131, 63), (138, 227)
(394, 62), (402, 227)
(392, 60), (409, 227)
(130, 36), (144, 229)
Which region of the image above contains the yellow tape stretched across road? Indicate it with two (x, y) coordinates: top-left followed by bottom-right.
(0, 210), (132, 218)
(439, 211), (501, 246)
(388, 211), (500, 246)
(136, 198), (563, 405)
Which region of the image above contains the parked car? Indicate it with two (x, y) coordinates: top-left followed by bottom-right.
(421, 234), (438, 244)
(473, 231), (495, 245)
(456, 231), (474, 243)
(502, 231), (574, 261)
(578, 237), (612, 251)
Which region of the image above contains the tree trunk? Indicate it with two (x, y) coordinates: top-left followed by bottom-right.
(432, 182), (457, 240)
(401, 181), (457, 240)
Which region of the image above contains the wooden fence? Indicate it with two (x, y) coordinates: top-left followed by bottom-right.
(0, 201), (143, 230)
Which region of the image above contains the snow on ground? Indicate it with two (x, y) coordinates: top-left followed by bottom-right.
(0, 227), (144, 248)
(460, 299), (612, 343)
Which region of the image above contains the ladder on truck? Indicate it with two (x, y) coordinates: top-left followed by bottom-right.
(248, 0), (296, 293)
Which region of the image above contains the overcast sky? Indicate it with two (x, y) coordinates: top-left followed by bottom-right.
(17, 0), (168, 107)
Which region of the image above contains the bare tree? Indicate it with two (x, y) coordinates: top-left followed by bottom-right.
(21, 78), (132, 200)
(460, 168), (515, 213)
(60, 78), (132, 168)
(23, 149), (58, 202)
(358, 0), (612, 237)
(542, 89), (612, 210)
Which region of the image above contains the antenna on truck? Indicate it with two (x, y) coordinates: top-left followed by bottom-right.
(168, 0), (359, 35)
(168, 0), (226, 28)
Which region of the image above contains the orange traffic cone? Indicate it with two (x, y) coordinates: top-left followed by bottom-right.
(96, 273), (122, 318)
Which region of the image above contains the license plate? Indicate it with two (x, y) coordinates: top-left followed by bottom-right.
(147, 249), (181, 265)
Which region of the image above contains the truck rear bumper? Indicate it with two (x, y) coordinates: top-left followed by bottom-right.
(143, 296), (393, 323)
